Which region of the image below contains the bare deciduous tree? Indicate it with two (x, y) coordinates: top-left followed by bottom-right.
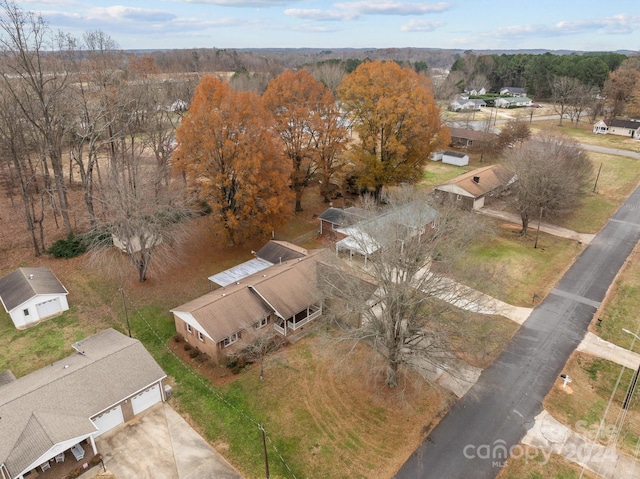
(551, 76), (581, 126)
(505, 132), (593, 235)
(320, 188), (493, 388)
(0, 84), (46, 255)
(0, 1), (74, 235)
(88, 167), (194, 283)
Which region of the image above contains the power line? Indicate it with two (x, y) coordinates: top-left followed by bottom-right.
(120, 288), (298, 479)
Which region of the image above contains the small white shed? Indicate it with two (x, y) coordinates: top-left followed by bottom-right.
(0, 267), (69, 329)
(442, 151), (469, 166)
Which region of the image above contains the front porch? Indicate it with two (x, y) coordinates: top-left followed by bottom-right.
(273, 303), (322, 336)
(21, 442), (100, 479)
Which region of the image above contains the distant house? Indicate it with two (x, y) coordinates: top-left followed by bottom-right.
(431, 151), (469, 166)
(172, 251), (326, 363)
(449, 127), (498, 149)
(0, 329), (167, 479)
(112, 232), (162, 254)
(593, 118), (640, 139)
(499, 87), (527, 97)
(495, 96), (532, 109)
(318, 207), (368, 236)
(449, 96), (487, 112)
(465, 87), (486, 96)
(0, 267), (69, 329)
(332, 201), (440, 261)
(434, 164), (515, 210)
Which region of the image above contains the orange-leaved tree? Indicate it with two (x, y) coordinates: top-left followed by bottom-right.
(174, 75), (292, 245)
(263, 69), (347, 211)
(337, 60), (449, 202)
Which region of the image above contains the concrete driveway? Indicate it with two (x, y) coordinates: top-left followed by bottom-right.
(82, 402), (244, 479)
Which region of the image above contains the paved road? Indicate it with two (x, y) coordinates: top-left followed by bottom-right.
(394, 179), (640, 477)
(581, 143), (640, 160)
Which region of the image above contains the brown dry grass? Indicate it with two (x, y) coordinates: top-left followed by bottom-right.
(1, 182), (452, 478)
(241, 335), (451, 479)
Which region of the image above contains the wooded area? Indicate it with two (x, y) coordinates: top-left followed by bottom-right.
(0, 0), (638, 282)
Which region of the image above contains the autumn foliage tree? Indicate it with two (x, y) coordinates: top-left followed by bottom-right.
(263, 69), (347, 211)
(337, 60), (449, 202)
(603, 56), (640, 118)
(174, 75), (292, 245)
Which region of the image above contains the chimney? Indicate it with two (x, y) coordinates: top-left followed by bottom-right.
(473, 176), (480, 184)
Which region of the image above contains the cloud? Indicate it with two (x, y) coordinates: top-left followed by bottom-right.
(286, 1), (451, 22)
(180, 0), (295, 6)
(284, 8), (357, 21)
(489, 13), (640, 39)
(335, 1), (451, 16)
(84, 6), (176, 23)
(400, 19), (444, 32)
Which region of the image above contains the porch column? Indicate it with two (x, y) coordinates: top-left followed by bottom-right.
(89, 435), (98, 455)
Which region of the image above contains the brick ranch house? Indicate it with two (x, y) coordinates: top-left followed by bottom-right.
(171, 250), (326, 364)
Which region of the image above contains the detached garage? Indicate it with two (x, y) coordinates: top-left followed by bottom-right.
(0, 267), (69, 329)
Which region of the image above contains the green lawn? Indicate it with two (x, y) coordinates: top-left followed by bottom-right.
(456, 223), (582, 306)
(543, 352), (640, 458)
(531, 120), (640, 152)
(556, 152), (640, 233)
(498, 451), (597, 479)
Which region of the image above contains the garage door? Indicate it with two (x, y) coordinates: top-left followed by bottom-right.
(36, 297), (61, 319)
(131, 384), (161, 415)
(92, 405), (124, 437)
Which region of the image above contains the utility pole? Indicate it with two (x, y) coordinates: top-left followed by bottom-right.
(120, 287), (131, 337)
(622, 329), (640, 410)
(593, 163), (603, 193)
(260, 424), (270, 479)
(534, 206), (543, 249)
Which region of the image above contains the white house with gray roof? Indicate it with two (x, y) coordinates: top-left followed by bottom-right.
(0, 329), (167, 479)
(0, 267), (69, 329)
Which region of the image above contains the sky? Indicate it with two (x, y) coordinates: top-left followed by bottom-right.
(13, 0), (640, 52)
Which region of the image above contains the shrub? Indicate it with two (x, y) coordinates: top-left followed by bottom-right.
(183, 343), (193, 351)
(173, 333), (184, 343)
(195, 352), (210, 363)
(198, 200), (212, 216)
(189, 348), (200, 359)
(80, 225), (112, 249)
(46, 235), (86, 258)
(88, 453), (102, 467)
(67, 467), (82, 479)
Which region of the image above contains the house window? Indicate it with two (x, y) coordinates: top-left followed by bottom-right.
(222, 332), (238, 347)
(197, 331), (204, 342)
(186, 323), (192, 333)
(255, 318), (268, 329)
(23, 309), (30, 316)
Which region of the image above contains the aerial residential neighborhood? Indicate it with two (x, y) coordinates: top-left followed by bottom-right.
(1, 2), (640, 479)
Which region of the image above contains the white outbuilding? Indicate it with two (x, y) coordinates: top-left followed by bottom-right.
(0, 267), (69, 329)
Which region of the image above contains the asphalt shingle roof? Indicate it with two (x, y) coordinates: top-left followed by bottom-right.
(0, 267), (67, 312)
(0, 329), (166, 478)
